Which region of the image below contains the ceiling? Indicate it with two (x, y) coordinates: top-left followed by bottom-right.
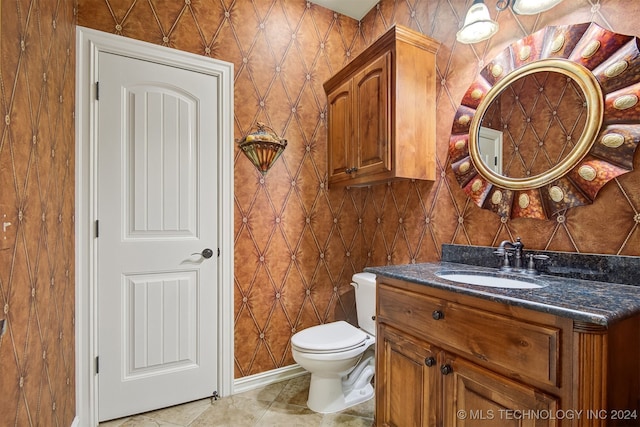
(309, 0), (379, 20)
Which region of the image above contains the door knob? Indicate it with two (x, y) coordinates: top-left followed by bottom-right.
(192, 248), (214, 259)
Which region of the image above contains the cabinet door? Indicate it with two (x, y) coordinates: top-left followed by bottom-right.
(327, 79), (352, 182)
(376, 325), (440, 427)
(353, 52), (391, 177)
(442, 354), (559, 427)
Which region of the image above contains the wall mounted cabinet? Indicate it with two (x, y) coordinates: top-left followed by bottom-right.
(324, 25), (440, 187)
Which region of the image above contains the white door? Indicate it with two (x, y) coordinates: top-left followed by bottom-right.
(478, 126), (504, 175)
(97, 51), (219, 421)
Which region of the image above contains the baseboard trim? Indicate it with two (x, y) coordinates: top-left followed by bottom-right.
(70, 416), (80, 427)
(233, 364), (307, 395)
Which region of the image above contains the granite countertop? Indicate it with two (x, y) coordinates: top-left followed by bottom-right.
(365, 262), (640, 326)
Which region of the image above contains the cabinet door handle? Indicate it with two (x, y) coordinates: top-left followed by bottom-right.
(424, 357), (436, 367)
(440, 364), (453, 375)
(432, 310), (444, 320)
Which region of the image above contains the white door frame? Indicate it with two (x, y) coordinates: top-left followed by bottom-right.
(75, 26), (234, 426)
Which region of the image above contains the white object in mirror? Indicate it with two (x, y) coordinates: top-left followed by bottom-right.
(478, 127), (503, 175)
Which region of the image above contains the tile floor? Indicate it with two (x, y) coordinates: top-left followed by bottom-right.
(98, 374), (375, 426)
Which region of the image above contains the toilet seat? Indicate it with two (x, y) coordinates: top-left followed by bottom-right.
(291, 321), (368, 353)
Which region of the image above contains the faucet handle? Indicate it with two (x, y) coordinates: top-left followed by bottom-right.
(525, 254), (549, 274)
(531, 254), (549, 260)
(495, 249), (512, 270)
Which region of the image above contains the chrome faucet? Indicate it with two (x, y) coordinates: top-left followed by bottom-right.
(494, 237), (548, 274)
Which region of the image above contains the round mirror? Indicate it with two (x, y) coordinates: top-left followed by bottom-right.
(477, 70), (586, 178)
(469, 58), (603, 190)
(450, 23), (640, 220)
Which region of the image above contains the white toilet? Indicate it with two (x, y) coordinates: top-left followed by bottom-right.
(291, 272), (376, 413)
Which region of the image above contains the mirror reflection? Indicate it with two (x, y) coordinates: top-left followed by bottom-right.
(478, 70), (587, 179)
(450, 22), (640, 220)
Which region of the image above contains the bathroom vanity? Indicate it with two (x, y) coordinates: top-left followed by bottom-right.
(366, 249), (640, 427)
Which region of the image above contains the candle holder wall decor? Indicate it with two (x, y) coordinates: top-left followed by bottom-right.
(237, 122), (288, 175)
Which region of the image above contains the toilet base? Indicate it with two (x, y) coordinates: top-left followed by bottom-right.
(306, 349), (375, 414)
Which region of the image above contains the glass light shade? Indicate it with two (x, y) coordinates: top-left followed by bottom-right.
(511, 0), (563, 15)
(237, 122), (287, 175)
(456, 2), (499, 44)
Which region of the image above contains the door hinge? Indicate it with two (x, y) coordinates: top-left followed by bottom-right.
(96, 81), (99, 101)
(95, 220), (99, 238)
(218, 248), (220, 257)
(96, 356), (99, 374)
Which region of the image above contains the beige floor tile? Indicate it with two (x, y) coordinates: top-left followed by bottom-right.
(257, 401), (325, 426)
(98, 373), (375, 426)
(234, 376), (292, 402)
(108, 415), (182, 426)
(321, 413), (374, 427)
(274, 374), (311, 406)
(188, 395), (270, 426)
(98, 418), (130, 427)
(139, 398), (211, 425)
(339, 395), (375, 418)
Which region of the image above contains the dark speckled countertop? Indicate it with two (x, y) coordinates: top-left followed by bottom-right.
(365, 260), (640, 327)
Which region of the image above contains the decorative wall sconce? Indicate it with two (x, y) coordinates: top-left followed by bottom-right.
(457, 0), (564, 44)
(237, 122), (288, 174)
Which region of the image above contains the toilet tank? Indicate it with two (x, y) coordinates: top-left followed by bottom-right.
(351, 272), (377, 336)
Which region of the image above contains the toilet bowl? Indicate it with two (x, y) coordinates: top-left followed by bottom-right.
(290, 272), (376, 413)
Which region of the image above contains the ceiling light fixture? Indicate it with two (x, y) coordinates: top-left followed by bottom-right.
(457, 0), (565, 44)
(497, 0), (564, 15)
(456, 0), (499, 44)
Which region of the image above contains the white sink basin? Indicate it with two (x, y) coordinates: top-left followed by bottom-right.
(436, 272), (545, 289)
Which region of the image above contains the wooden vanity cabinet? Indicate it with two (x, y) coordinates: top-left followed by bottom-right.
(324, 25), (440, 187)
(375, 277), (640, 427)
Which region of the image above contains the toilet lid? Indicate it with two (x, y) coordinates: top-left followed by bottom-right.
(291, 321), (368, 352)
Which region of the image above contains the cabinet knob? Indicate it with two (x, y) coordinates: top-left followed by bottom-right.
(432, 310), (444, 320)
(424, 357), (436, 367)
(440, 364), (453, 375)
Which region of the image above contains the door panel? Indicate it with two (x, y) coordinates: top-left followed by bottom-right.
(377, 325), (440, 427)
(355, 52), (390, 174)
(443, 355), (558, 427)
(327, 80), (352, 181)
(97, 51), (218, 421)
(128, 87), (197, 236)
(125, 272), (197, 373)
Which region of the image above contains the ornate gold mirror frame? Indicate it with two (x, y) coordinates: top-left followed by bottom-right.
(450, 23), (640, 219)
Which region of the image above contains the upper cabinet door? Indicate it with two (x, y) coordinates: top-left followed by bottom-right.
(354, 52), (391, 176)
(327, 79), (353, 183)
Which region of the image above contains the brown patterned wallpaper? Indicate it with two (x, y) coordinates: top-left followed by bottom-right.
(75, 0), (640, 384)
(0, 0), (77, 425)
(1, 0), (638, 424)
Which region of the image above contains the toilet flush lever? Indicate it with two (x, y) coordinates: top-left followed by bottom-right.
(192, 248), (214, 259)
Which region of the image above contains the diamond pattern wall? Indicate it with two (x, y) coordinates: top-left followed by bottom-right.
(0, 0), (77, 425)
(2, 0), (637, 424)
(76, 0), (640, 384)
